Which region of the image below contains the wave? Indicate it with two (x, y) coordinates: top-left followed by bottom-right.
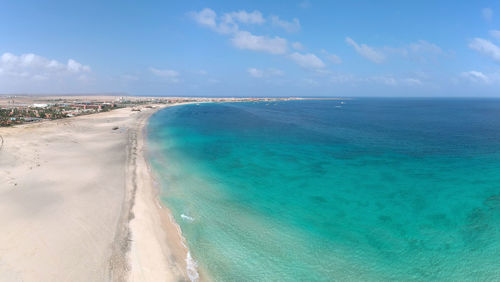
(186, 251), (200, 282)
(169, 213), (199, 281)
(181, 213), (195, 222)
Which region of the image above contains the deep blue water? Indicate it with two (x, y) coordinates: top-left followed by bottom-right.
(147, 99), (500, 281)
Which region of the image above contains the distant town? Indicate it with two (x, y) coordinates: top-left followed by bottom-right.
(0, 95), (301, 126)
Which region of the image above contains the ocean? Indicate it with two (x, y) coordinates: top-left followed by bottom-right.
(147, 99), (500, 281)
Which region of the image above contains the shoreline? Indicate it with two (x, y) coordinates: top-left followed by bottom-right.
(126, 102), (205, 282)
(0, 104), (196, 281)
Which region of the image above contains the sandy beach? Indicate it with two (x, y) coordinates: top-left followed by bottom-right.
(0, 105), (189, 281)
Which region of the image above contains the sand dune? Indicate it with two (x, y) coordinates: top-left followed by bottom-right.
(0, 106), (187, 281)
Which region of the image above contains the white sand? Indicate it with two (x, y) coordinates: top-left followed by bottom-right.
(0, 106), (188, 281)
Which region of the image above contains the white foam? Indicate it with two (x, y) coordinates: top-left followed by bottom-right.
(186, 251), (200, 282)
(181, 214), (195, 222)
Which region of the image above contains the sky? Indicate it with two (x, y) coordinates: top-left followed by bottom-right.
(1, 0), (500, 97)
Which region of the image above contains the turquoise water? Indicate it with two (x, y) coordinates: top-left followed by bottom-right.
(147, 99), (500, 281)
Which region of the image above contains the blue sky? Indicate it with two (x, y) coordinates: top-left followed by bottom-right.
(1, 0), (500, 96)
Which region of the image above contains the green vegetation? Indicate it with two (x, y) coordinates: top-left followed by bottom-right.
(0, 103), (116, 126)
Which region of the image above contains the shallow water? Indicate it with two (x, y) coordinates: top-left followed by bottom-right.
(148, 99), (500, 281)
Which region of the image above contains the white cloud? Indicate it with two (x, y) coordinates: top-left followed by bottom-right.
(383, 40), (443, 57)
(190, 8), (217, 29)
(215, 16), (239, 34)
(289, 52), (325, 69)
(271, 16), (301, 33)
(190, 8), (289, 55)
(469, 38), (500, 63)
(321, 50), (342, 64)
(231, 31), (287, 54)
(190, 8), (265, 34)
(67, 59), (91, 72)
(217, 10), (265, 34)
(292, 42), (304, 51)
(227, 10), (265, 24)
(326, 54), (342, 64)
(393, 40), (444, 62)
(408, 40), (442, 54)
(490, 30), (500, 41)
(366, 40), (444, 63)
(461, 71), (491, 84)
(247, 68), (264, 78)
(0, 52), (93, 93)
(0, 52), (90, 79)
(345, 37), (385, 63)
(247, 67), (284, 78)
(482, 8), (493, 21)
(150, 67), (180, 83)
